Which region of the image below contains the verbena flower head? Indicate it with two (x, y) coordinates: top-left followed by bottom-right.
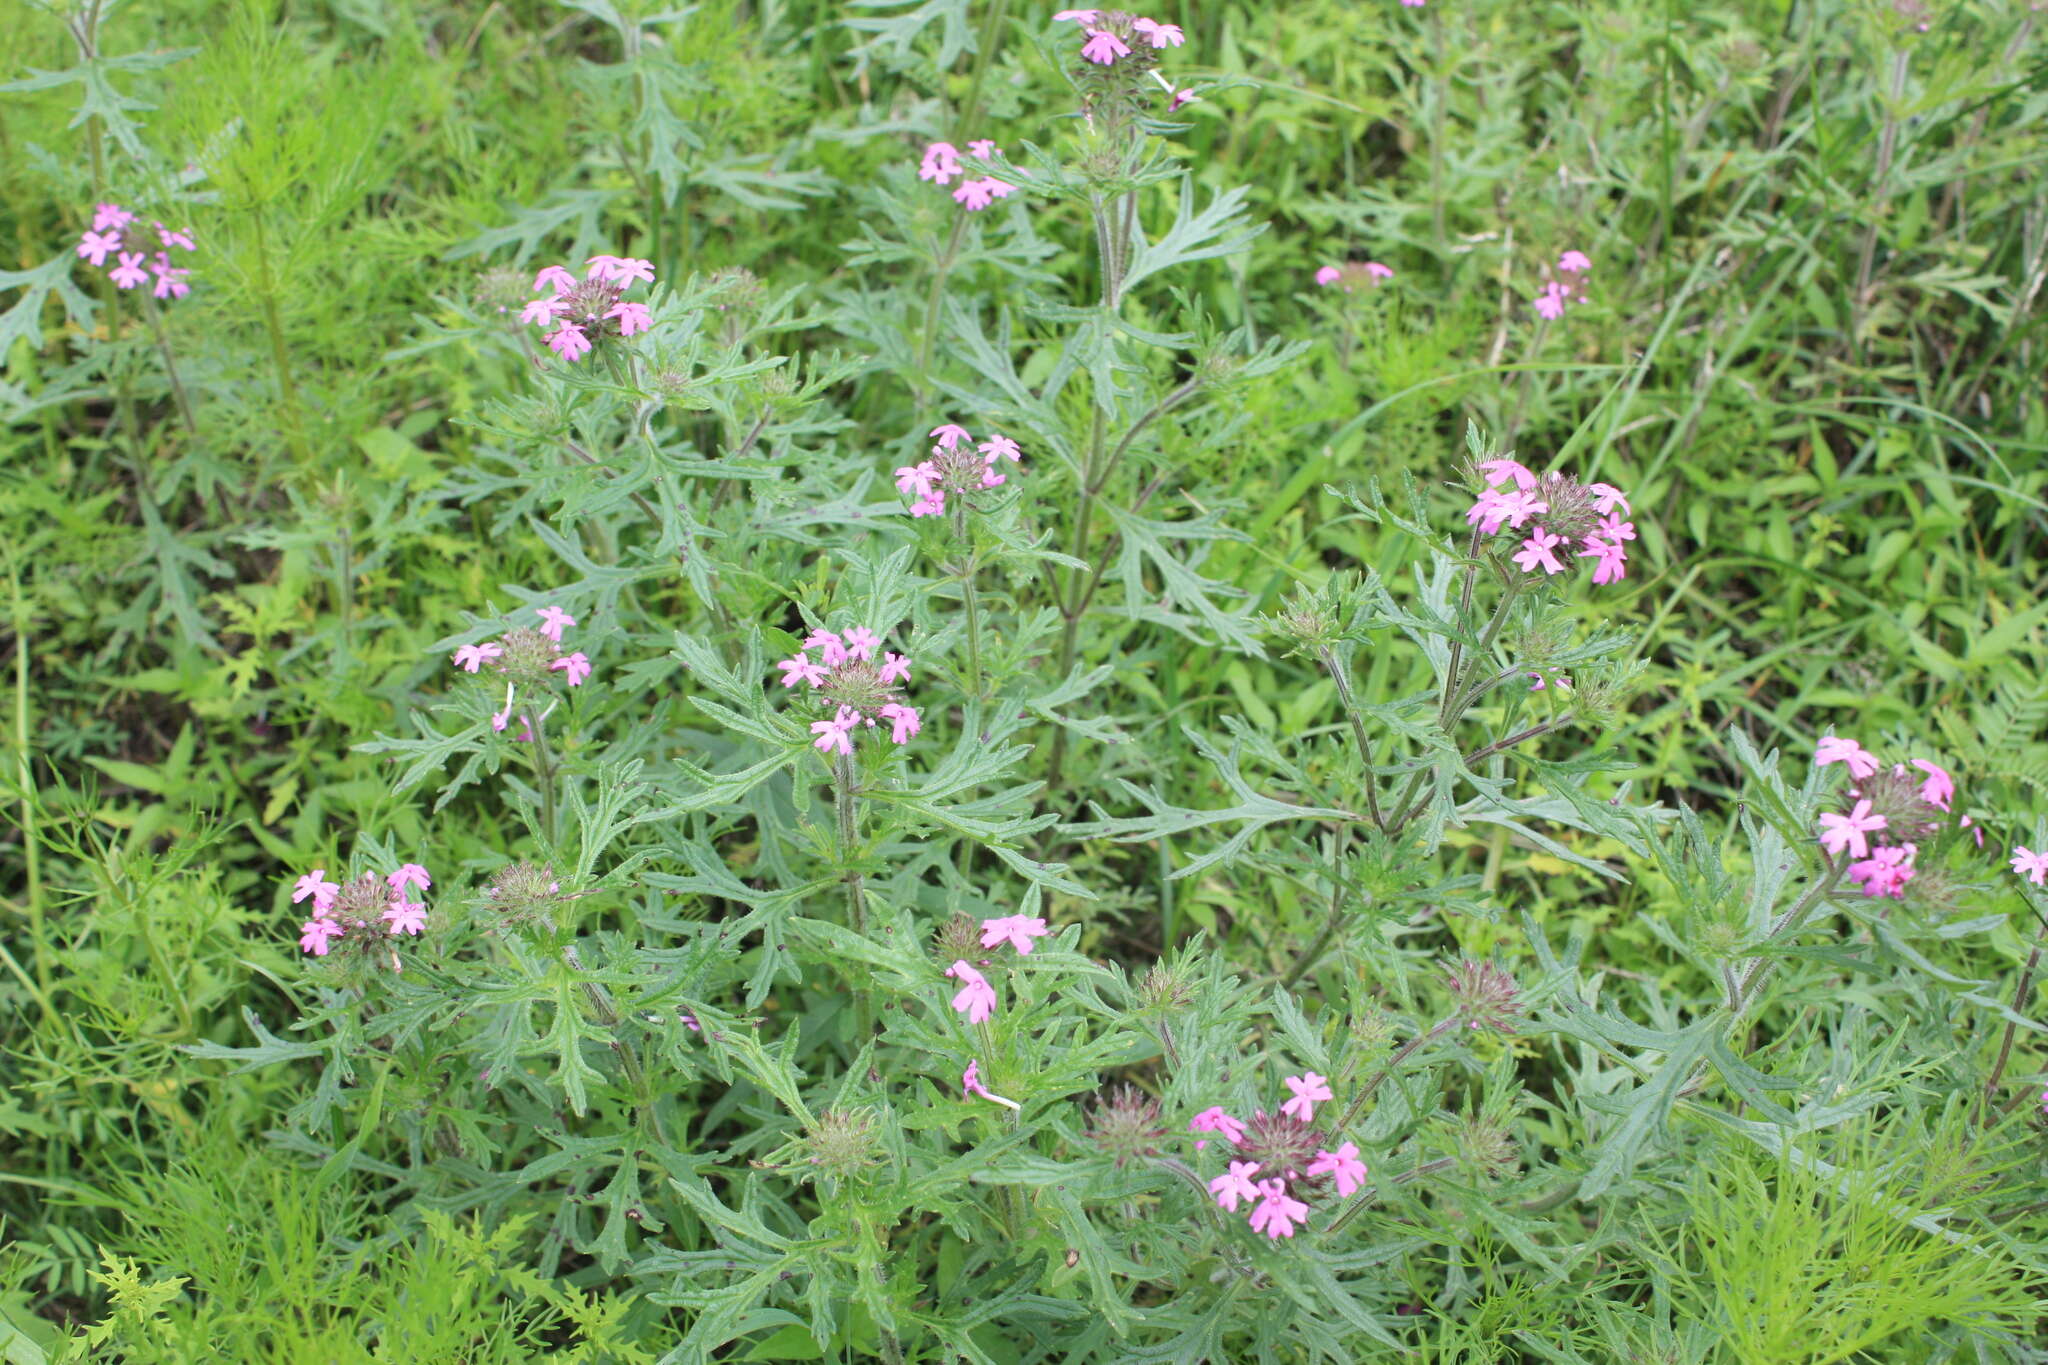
(78, 203), (199, 300)
(1065, 10), (1189, 119)
(449, 609), (592, 735)
(482, 860), (564, 929)
(1811, 742), (1973, 901)
(1465, 464), (1637, 587)
(1314, 260), (1395, 293)
(524, 252), (655, 362)
(1443, 959), (1522, 1032)
(896, 424), (1026, 518)
(917, 139), (1016, 211)
(1086, 1085), (1167, 1167)
(804, 1108), (883, 1183)
(774, 624), (921, 751)
(289, 866), (432, 975)
(1532, 249), (1591, 320)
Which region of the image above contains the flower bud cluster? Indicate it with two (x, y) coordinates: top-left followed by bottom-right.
(1055, 9), (1196, 114)
(450, 606), (594, 735)
(774, 626), (921, 752)
(291, 863), (432, 972)
(894, 423), (1025, 518)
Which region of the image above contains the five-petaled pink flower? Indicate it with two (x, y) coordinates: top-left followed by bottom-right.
(93, 203), (134, 233)
(2012, 847), (2048, 886)
(1247, 1179), (1312, 1239)
(299, 917), (342, 955)
(1512, 528), (1567, 575)
(930, 423), (972, 449)
(777, 653), (827, 688)
(150, 260), (191, 299)
(1314, 265), (1341, 286)
(842, 626), (881, 661)
(1586, 482), (1630, 516)
(1080, 28), (1131, 63)
(919, 142), (962, 185)
(536, 606), (576, 642)
(1132, 17), (1185, 46)
(1579, 537), (1628, 585)
(1189, 1105), (1247, 1149)
(980, 914), (1051, 955)
(1534, 281), (1569, 320)
(879, 652), (911, 685)
(586, 254), (655, 285)
(77, 229), (121, 266)
(1208, 1160), (1263, 1211)
(1479, 458), (1537, 490)
(1279, 1072), (1333, 1122)
(946, 960), (997, 1023)
(878, 702), (922, 744)
(1815, 736), (1880, 781)
(109, 252), (149, 290)
(382, 900), (428, 936)
(520, 297), (562, 325)
(1910, 759), (1954, 811)
(550, 652), (592, 687)
(952, 177), (1014, 211)
(547, 325), (592, 361)
(534, 264), (577, 293)
(387, 863), (432, 894)
(1558, 250), (1592, 275)
(1306, 1142), (1369, 1197)
(811, 706), (859, 756)
(1818, 799), (1887, 860)
(607, 300), (652, 337)
(453, 642), (503, 673)
(292, 869), (339, 910)
(803, 629), (849, 667)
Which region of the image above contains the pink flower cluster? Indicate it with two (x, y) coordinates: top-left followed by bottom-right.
(1314, 260), (1394, 292)
(776, 626), (922, 753)
(917, 139), (1016, 212)
(291, 863), (431, 963)
(895, 423), (1024, 517)
(521, 255), (655, 362)
(1533, 250), (1592, 320)
(77, 203), (194, 300)
(1812, 738), (1971, 898)
(1190, 1073), (1362, 1240)
(943, 914), (1053, 1024)
(1466, 460), (1635, 585)
(452, 605), (592, 734)
(1054, 9), (1185, 62)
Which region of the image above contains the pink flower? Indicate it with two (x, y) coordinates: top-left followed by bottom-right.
(1467, 488), (1547, 535)
(945, 960), (997, 1023)
(1279, 1072), (1333, 1123)
(77, 229), (122, 267)
(607, 300), (652, 337)
(909, 493), (946, 517)
(453, 642), (503, 673)
(1578, 536), (1627, 585)
(1052, 8), (1099, 19)
(150, 260), (191, 300)
(292, 869), (340, 911)
(490, 684), (515, 734)
(1818, 799), (1887, 860)
(1815, 737), (1880, 781)
(1534, 281), (1570, 320)
(1529, 672), (1572, 691)
(1558, 250), (1592, 274)
(154, 224), (196, 252)
(382, 900), (428, 936)
(776, 653), (827, 688)
(929, 424), (971, 449)
(299, 917), (342, 955)
(1364, 261), (1394, 281)
(1401, 0), (1426, 7)
(550, 652), (592, 687)
(803, 629), (848, 666)
(966, 139), (999, 159)
(2012, 847), (2048, 886)
(534, 264), (577, 294)
(546, 324), (591, 361)
(878, 702), (921, 744)
(1314, 265), (1342, 286)
(979, 914), (1051, 954)
(109, 252), (149, 290)
(980, 434), (1022, 463)
(1247, 1179), (1312, 1239)
(92, 203), (134, 233)
(1188, 1106), (1247, 1149)
(879, 652), (911, 685)
(1847, 843), (1916, 899)
(1596, 513), (1636, 543)
(1168, 87), (1198, 111)
(535, 606), (576, 642)
(963, 1059), (994, 1099)
(1479, 458), (1537, 491)
(1306, 1142), (1369, 1196)
(1081, 28), (1131, 63)
(811, 706), (859, 756)
(1208, 1160), (1263, 1211)
(387, 863), (432, 894)
(842, 626), (881, 661)
(1586, 482), (1631, 516)
(1132, 17), (1185, 46)
(584, 254), (652, 283)
(895, 464), (936, 498)
(1910, 759), (1954, 811)
(918, 142), (962, 184)
(519, 296), (562, 325)
(1512, 528), (1567, 575)
(952, 177), (1004, 210)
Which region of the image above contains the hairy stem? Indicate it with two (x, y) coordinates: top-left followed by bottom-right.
(565, 943), (669, 1146)
(1278, 828), (1353, 991)
(528, 705), (560, 846)
(1980, 903), (2048, 1127)
(833, 751), (874, 1041)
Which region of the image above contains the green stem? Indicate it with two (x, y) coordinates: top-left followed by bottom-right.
(565, 944), (669, 1146)
(1979, 904), (2047, 1127)
(962, 556), (983, 699)
(5, 553), (48, 1011)
(1428, 5), (1447, 249)
(1278, 827), (1352, 991)
(528, 704), (560, 846)
(951, 0), (1014, 143)
(1334, 1018), (1461, 1134)
(251, 213), (309, 461)
(833, 752), (874, 1042)
(1728, 860), (1850, 1014)
(1320, 647), (1383, 829)
(916, 212), (971, 383)
(139, 293), (197, 436)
